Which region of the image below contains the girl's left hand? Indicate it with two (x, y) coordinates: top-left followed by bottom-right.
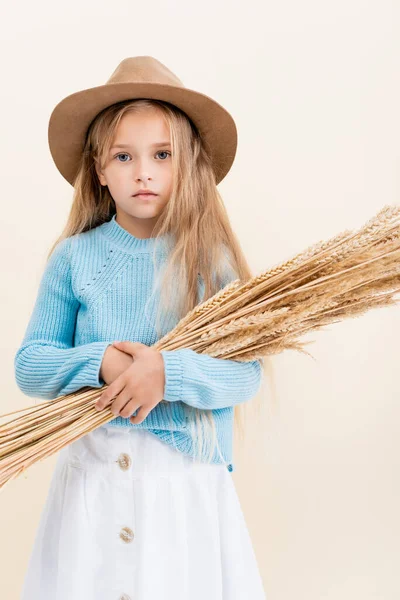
(95, 341), (166, 424)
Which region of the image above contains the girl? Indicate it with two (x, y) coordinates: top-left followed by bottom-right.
(14, 56), (267, 600)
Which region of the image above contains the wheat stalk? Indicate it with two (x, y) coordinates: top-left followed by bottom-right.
(1, 204), (399, 492)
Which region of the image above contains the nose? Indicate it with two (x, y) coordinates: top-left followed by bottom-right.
(133, 159), (152, 182)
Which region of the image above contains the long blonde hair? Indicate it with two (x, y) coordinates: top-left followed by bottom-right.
(47, 98), (273, 466)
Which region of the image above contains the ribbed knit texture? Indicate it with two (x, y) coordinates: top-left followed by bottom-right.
(14, 214), (263, 472)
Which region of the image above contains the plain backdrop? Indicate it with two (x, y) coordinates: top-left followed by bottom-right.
(1, 1), (399, 598)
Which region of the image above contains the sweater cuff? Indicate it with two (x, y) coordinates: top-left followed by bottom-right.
(160, 350), (184, 402)
(80, 341), (113, 388)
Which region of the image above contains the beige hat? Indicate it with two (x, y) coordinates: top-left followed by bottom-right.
(48, 56), (238, 187)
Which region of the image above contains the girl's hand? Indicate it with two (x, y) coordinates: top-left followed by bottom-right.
(95, 341), (165, 425)
(100, 344), (133, 385)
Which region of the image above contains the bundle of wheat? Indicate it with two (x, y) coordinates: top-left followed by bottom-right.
(1, 204), (399, 493)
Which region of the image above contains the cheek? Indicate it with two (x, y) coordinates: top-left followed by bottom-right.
(108, 168), (131, 188)
(164, 170), (173, 190)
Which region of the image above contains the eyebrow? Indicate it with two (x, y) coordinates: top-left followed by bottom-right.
(110, 141), (172, 150)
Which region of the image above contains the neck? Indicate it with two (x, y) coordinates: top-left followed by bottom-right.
(115, 211), (158, 240)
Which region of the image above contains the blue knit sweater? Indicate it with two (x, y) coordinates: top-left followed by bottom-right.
(14, 214), (263, 472)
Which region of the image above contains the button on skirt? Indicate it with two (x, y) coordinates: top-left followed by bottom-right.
(21, 426), (266, 600)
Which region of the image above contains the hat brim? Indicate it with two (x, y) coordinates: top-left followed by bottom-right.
(48, 81), (237, 187)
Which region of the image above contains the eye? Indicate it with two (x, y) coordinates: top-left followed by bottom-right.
(155, 150), (171, 160)
(115, 153), (130, 162)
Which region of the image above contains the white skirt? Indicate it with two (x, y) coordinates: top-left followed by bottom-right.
(21, 426), (266, 600)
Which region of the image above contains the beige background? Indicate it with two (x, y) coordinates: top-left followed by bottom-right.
(1, 1), (400, 598)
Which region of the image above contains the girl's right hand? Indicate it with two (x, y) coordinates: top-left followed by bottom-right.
(99, 344), (134, 385)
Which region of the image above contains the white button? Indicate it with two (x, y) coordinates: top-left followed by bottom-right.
(119, 594), (131, 600)
(119, 526), (134, 543)
(117, 453), (132, 471)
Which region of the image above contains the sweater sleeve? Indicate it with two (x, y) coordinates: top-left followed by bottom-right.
(160, 349), (263, 410)
(159, 249), (263, 410)
(14, 237), (112, 400)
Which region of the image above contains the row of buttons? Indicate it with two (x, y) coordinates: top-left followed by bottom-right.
(114, 450), (233, 598)
(116, 453), (134, 600)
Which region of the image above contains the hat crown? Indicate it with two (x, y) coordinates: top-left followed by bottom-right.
(106, 56), (184, 88)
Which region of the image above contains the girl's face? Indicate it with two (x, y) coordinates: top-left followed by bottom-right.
(95, 107), (173, 238)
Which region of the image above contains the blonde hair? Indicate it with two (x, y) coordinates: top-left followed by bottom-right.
(47, 98), (273, 466)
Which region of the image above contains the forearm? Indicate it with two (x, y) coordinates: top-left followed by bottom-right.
(15, 342), (134, 400)
(160, 348), (263, 409)
(14, 340), (112, 400)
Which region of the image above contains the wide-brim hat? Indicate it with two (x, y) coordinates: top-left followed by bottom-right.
(48, 56), (238, 187)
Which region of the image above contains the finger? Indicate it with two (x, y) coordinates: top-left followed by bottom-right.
(95, 392), (118, 411)
(130, 406), (151, 425)
(110, 388), (135, 416)
(120, 400), (141, 419)
(112, 341), (143, 355)
(95, 381), (125, 411)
